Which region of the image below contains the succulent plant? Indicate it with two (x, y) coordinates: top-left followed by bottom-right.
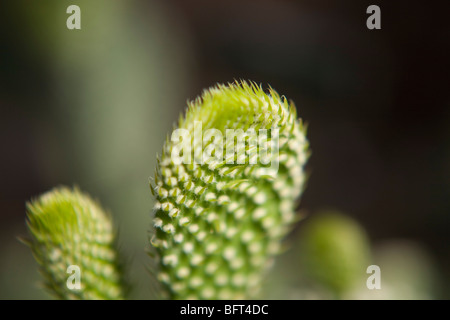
(24, 187), (126, 300)
(23, 81), (310, 300)
(299, 211), (371, 298)
(150, 81), (309, 299)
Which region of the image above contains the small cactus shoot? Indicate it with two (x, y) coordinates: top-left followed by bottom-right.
(24, 187), (126, 300)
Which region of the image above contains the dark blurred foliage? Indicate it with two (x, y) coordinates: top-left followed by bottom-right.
(0, 0), (449, 298)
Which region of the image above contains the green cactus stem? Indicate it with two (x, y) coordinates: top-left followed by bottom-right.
(150, 81), (310, 299)
(299, 211), (371, 298)
(24, 186), (126, 300)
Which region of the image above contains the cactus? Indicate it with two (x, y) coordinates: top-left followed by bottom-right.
(23, 81), (310, 300)
(299, 211), (371, 298)
(24, 187), (126, 300)
(150, 81), (309, 299)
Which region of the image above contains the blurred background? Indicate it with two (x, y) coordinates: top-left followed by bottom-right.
(0, 0), (448, 299)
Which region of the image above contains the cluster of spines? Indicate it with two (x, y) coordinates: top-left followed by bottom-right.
(150, 81), (309, 299)
(25, 187), (126, 300)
